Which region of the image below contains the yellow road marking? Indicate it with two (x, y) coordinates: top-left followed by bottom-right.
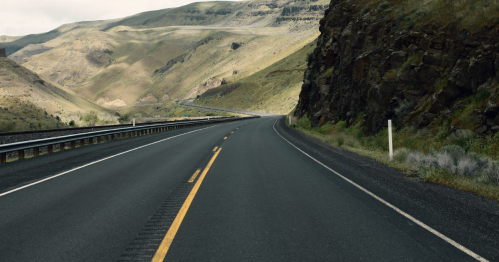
(213, 146), (218, 151)
(188, 169), (201, 183)
(224, 137), (227, 140)
(231, 131), (234, 133)
(151, 148), (222, 261)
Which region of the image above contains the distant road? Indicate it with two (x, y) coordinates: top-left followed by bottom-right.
(0, 117), (497, 261)
(181, 100), (278, 117)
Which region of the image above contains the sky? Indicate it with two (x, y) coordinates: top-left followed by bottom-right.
(1, 0), (244, 36)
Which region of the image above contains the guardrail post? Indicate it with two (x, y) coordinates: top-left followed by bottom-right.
(18, 149), (25, 160)
(33, 147), (40, 157)
(71, 141), (76, 149)
(60, 143), (66, 151)
(0, 153), (6, 164)
(47, 145), (53, 153)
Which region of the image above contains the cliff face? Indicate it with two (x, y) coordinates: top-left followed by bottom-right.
(297, 0), (499, 135)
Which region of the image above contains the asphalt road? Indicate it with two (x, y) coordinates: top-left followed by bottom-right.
(0, 116), (497, 261)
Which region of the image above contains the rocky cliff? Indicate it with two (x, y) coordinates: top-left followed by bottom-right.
(296, 0), (499, 135)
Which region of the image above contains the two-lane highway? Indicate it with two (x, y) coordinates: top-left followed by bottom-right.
(0, 117), (497, 261)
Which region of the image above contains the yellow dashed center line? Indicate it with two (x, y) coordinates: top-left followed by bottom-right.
(151, 148), (222, 261)
(224, 137), (227, 140)
(213, 146), (218, 152)
(231, 131), (234, 133)
(188, 169), (201, 183)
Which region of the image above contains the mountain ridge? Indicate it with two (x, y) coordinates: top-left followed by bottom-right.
(1, 0), (328, 116)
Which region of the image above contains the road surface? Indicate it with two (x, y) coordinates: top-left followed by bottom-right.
(0, 116), (497, 261)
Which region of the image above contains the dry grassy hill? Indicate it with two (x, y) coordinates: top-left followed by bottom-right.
(195, 34), (318, 114)
(0, 57), (116, 130)
(1, 0), (329, 117)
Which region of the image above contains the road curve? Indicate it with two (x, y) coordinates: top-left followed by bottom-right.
(0, 116), (497, 261)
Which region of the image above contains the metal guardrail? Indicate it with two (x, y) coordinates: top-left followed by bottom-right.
(0, 116), (259, 164)
(0, 116), (233, 137)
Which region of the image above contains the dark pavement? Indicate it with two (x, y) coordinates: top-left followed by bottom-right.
(0, 116), (497, 261)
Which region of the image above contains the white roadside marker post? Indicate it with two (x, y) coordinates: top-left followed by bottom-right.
(133, 118), (135, 127)
(289, 115), (292, 125)
(388, 119), (393, 162)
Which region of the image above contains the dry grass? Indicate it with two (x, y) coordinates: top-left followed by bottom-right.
(290, 115), (499, 201)
(421, 167), (499, 201)
(0, 57), (116, 127)
(195, 34), (318, 115)
(10, 0), (327, 115)
(0, 97), (65, 132)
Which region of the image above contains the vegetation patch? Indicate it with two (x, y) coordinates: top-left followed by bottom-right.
(402, 51), (424, 69)
(200, 83), (242, 98)
(354, 0), (499, 30)
(323, 66), (334, 77)
(290, 115), (499, 201)
(0, 97), (66, 132)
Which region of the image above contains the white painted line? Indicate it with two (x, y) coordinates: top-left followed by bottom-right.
(0, 125), (218, 198)
(272, 119), (488, 262)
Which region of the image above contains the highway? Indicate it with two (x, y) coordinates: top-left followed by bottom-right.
(0, 116), (497, 261)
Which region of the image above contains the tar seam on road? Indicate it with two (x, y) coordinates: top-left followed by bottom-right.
(151, 148), (222, 261)
(272, 119), (488, 262)
(188, 170), (201, 183)
(0, 125), (218, 198)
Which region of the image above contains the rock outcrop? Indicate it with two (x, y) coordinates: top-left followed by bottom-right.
(0, 48), (6, 58)
(297, 0), (499, 135)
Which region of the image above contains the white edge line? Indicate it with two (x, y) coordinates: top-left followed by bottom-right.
(272, 119), (488, 262)
(0, 125), (217, 198)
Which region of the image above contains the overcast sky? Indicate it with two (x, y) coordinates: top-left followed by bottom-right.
(1, 0), (244, 36)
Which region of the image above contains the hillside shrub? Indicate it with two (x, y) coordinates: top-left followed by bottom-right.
(324, 66), (334, 77)
(118, 114), (130, 123)
(395, 99), (416, 121)
(406, 145), (499, 184)
(337, 137), (345, 147)
(80, 111), (99, 127)
(474, 89), (491, 102)
(297, 116), (311, 129)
